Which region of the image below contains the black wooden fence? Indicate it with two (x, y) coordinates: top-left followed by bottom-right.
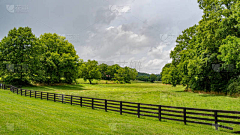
(1, 84), (240, 131)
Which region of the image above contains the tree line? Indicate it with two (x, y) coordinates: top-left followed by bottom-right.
(0, 27), (138, 85)
(161, 0), (240, 95)
(136, 72), (161, 83)
(80, 61), (138, 84)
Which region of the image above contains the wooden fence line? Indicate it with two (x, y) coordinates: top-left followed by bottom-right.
(1, 84), (240, 131)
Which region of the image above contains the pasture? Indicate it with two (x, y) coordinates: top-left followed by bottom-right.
(1, 79), (240, 134)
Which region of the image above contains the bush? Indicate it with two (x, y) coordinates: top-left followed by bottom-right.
(227, 76), (240, 96)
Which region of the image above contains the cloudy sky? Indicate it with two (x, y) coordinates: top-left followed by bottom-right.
(0, 0), (203, 74)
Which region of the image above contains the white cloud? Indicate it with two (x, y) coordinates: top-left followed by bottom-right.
(79, 25), (150, 60)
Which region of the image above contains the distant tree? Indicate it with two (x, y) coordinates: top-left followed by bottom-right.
(98, 63), (108, 80)
(114, 67), (131, 83)
(149, 74), (157, 83)
(106, 64), (120, 80)
(79, 60), (101, 84)
(136, 75), (149, 82)
(129, 68), (138, 80)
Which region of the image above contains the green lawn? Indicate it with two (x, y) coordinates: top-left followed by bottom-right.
(1, 79), (240, 134)
(0, 89), (234, 135)
(24, 79), (240, 111)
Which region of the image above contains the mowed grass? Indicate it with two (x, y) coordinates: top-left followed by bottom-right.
(0, 89), (234, 135)
(24, 79), (240, 111)
(1, 79), (240, 134)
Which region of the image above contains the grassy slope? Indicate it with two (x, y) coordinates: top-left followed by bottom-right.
(0, 89), (233, 135)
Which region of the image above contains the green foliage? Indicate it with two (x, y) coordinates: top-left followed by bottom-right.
(137, 72), (161, 82)
(129, 68), (138, 81)
(114, 67), (138, 83)
(161, 63), (181, 86)
(0, 28), (80, 85)
(227, 76), (240, 96)
(149, 74), (157, 83)
(218, 36), (240, 70)
(38, 33), (80, 84)
(0, 27), (42, 85)
(136, 75), (149, 82)
(106, 64), (121, 80)
(98, 63), (108, 80)
(162, 0), (240, 93)
(79, 60), (101, 84)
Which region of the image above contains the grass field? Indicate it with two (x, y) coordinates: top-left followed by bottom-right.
(24, 79), (240, 111)
(1, 79), (240, 134)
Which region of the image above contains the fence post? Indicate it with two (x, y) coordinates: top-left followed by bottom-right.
(25, 90), (27, 96)
(54, 94), (56, 102)
(47, 93), (49, 100)
(21, 89), (22, 96)
(183, 108), (187, 125)
(30, 91), (31, 98)
(71, 95), (72, 105)
(105, 99), (107, 112)
(80, 97), (82, 107)
(17, 88), (18, 95)
(214, 111), (218, 130)
(41, 92), (42, 99)
(158, 105), (162, 121)
(92, 98), (94, 109)
(137, 103), (140, 118)
(62, 95), (64, 103)
(35, 91), (37, 98)
(120, 101), (122, 115)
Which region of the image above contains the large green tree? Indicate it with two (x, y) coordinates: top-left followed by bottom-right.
(38, 33), (80, 84)
(0, 27), (42, 85)
(162, 0), (240, 94)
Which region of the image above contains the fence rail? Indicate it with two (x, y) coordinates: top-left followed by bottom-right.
(1, 84), (240, 131)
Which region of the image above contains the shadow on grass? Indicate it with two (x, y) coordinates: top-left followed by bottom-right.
(23, 84), (89, 91)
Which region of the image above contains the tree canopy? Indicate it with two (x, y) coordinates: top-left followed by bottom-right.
(161, 0), (240, 94)
(79, 60), (101, 84)
(0, 27), (81, 85)
(0, 27), (42, 85)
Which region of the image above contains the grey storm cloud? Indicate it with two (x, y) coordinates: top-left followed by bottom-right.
(0, 0), (203, 74)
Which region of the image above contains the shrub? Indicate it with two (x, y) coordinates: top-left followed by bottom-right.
(227, 76), (240, 96)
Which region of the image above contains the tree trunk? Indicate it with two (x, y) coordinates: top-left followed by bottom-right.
(89, 80), (92, 84)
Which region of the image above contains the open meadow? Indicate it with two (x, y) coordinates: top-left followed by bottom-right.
(1, 79), (239, 134)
